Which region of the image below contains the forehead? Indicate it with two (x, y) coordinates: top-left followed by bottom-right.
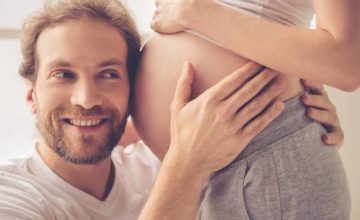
(36, 17), (128, 69)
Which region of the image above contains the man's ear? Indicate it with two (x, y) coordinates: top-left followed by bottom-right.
(25, 80), (37, 115)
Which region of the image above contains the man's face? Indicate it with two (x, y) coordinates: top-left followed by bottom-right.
(28, 17), (130, 164)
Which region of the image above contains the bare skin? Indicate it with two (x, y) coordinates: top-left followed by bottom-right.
(132, 0), (355, 159)
(121, 80), (344, 149)
(132, 31), (303, 159)
(152, 0), (360, 91)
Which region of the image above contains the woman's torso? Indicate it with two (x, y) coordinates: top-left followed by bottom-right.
(132, 0), (315, 159)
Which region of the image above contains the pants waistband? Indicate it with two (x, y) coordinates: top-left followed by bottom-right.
(234, 93), (313, 162)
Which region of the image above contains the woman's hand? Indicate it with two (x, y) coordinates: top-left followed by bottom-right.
(301, 79), (344, 149)
(151, 0), (210, 33)
(151, 0), (188, 33)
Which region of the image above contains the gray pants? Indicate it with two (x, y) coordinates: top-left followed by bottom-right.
(197, 95), (351, 220)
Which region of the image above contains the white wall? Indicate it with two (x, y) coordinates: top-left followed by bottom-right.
(0, 0), (359, 219)
(0, 39), (35, 158)
(327, 88), (360, 219)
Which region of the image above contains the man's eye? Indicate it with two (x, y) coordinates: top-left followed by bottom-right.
(53, 71), (74, 78)
(101, 71), (120, 79)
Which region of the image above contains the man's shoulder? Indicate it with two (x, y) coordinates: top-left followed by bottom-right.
(0, 147), (35, 172)
(0, 150), (49, 209)
(0, 164), (48, 219)
(0, 157), (45, 201)
(0, 187), (48, 220)
(0, 157), (32, 183)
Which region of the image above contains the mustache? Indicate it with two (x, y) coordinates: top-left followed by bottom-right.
(56, 106), (110, 117)
(61, 106), (107, 116)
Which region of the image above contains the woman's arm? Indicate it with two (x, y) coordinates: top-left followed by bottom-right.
(152, 0), (360, 91)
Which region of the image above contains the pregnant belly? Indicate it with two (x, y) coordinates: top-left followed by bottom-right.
(132, 32), (304, 159)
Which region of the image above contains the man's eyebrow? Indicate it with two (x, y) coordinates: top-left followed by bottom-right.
(44, 58), (125, 70)
(98, 59), (126, 68)
(45, 59), (73, 69)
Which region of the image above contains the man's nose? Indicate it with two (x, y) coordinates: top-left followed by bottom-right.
(70, 81), (103, 109)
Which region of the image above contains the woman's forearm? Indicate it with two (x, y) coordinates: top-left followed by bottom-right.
(181, 1), (360, 92)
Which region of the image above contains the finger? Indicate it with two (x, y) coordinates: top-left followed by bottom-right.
(171, 61), (195, 112)
(307, 107), (338, 126)
(232, 78), (285, 127)
(151, 9), (162, 30)
(223, 69), (283, 115)
(322, 129), (344, 149)
(302, 79), (326, 95)
(302, 92), (332, 111)
(239, 101), (285, 142)
(205, 62), (264, 101)
(151, 18), (161, 31)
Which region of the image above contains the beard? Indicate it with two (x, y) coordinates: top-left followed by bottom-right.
(36, 105), (127, 165)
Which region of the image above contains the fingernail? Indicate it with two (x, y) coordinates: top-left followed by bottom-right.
(308, 108), (316, 117)
(302, 93), (309, 103)
(266, 69), (278, 78)
(183, 61), (189, 68)
(269, 69), (278, 74)
(182, 61), (192, 76)
(251, 62), (262, 69)
(276, 80), (285, 89)
(323, 134), (331, 143)
(276, 102), (285, 111)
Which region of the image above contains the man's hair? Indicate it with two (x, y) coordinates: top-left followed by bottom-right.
(19, 0), (141, 87)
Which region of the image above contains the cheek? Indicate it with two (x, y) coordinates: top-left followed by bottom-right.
(35, 85), (70, 114)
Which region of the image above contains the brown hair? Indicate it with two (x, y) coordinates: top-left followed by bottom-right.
(19, 0), (141, 86)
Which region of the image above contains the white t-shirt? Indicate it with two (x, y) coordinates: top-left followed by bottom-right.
(0, 141), (160, 220)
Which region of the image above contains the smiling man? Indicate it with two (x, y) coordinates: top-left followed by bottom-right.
(0, 0), (345, 219)
(33, 20), (129, 167)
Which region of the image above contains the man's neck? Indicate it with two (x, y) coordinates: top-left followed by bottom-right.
(36, 141), (115, 201)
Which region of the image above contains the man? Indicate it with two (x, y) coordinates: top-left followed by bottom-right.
(0, 0), (343, 219)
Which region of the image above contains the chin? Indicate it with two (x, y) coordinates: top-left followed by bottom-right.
(54, 137), (116, 165)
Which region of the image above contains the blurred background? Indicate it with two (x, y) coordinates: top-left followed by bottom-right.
(0, 0), (359, 219)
